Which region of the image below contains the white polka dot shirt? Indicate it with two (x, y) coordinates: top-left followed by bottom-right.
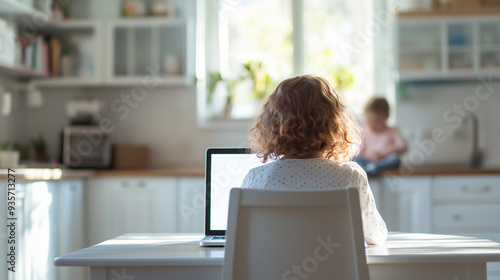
(241, 158), (388, 245)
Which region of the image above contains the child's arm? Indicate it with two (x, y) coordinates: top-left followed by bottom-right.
(391, 128), (408, 155)
(350, 163), (388, 245)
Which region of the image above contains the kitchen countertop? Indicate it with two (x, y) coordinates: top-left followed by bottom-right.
(0, 168), (94, 180)
(379, 166), (500, 176)
(95, 166), (500, 177)
(3, 166), (500, 181)
(94, 168), (205, 177)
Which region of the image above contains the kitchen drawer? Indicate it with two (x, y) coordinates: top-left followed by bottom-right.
(434, 175), (500, 201)
(434, 205), (500, 230)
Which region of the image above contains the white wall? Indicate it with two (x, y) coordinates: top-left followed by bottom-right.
(397, 81), (500, 167)
(0, 77), (27, 144)
(8, 79), (500, 169)
(24, 86), (251, 168)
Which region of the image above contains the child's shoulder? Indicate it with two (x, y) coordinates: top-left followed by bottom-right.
(338, 161), (364, 174)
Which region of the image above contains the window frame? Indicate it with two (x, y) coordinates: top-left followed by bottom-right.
(196, 0), (383, 129)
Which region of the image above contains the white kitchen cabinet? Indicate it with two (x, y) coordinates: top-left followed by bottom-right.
(0, 177), (87, 280)
(85, 177), (177, 246)
(433, 175), (500, 279)
(57, 179), (86, 280)
(378, 176), (432, 233)
(0, 0), (195, 87)
(104, 18), (194, 86)
(8, 180), (60, 280)
(175, 177), (205, 233)
(396, 16), (500, 81)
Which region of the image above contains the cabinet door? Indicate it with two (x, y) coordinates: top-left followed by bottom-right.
(175, 177), (205, 233)
(86, 177), (176, 246)
(10, 181), (59, 280)
(105, 19), (191, 86)
(57, 180), (86, 280)
(379, 176), (432, 233)
(432, 175), (500, 279)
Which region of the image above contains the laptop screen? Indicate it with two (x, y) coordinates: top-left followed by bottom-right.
(205, 148), (271, 235)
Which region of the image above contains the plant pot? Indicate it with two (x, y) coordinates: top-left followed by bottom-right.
(0, 151), (20, 169)
(61, 55), (74, 77)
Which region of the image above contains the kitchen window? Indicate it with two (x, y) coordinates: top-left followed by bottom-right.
(197, 0), (383, 127)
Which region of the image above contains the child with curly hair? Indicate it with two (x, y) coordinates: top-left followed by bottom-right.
(241, 75), (387, 245)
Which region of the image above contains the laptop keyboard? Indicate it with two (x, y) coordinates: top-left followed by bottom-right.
(212, 236), (225, 240)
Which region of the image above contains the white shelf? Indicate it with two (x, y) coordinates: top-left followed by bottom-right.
(449, 45), (473, 53)
(107, 17), (186, 27)
(399, 46), (440, 54)
(0, 62), (47, 79)
(34, 76), (191, 88)
(481, 45), (500, 52)
(37, 19), (100, 33)
(34, 77), (101, 88)
(0, 0), (36, 15)
(105, 76), (190, 87)
(397, 70), (500, 82)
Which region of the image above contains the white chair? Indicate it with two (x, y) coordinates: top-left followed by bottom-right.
(223, 187), (369, 280)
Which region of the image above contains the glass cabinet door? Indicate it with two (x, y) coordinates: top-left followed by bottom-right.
(479, 20), (500, 71)
(447, 22), (474, 71)
(107, 19), (188, 85)
(398, 22), (442, 73)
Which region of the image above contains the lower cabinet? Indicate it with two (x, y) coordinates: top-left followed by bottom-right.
(432, 175), (500, 280)
(1, 179), (75, 280)
(374, 174), (500, 279)
(58, 180), (86, 280)
(85, 176), (205, 247)
(375, 176), (432, 233)
(86, 177), (177, 246)
(175, 177), (205, 233)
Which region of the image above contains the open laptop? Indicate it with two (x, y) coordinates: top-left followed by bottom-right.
(200, 148), (271, 246)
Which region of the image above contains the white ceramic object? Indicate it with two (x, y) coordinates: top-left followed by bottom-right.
(163, 54), (182, 75)
(0, 151), (20, 169)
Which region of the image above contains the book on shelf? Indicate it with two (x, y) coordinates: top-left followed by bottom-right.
(18, 35), (62, 77)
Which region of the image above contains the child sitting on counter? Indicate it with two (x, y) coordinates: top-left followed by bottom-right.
(355, 96), (408, 176)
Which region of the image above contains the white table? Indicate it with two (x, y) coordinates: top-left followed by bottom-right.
(55, 232), (500, 280)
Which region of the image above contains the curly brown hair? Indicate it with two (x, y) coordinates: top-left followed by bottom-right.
(249, 75), (361, 163)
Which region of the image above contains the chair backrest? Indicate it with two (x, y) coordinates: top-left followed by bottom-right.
(223, 187), (369, 280)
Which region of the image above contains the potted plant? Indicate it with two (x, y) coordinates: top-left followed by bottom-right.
(241, 60), (273, 101)
(206, 61), (273, 120)
(31, 134), (48, 162)
(206, 71), (241, 120)
(13, 142), (30, 162)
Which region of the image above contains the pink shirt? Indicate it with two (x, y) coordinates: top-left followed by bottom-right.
(360, 126), (407, 161)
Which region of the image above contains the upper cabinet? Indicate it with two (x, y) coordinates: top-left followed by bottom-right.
(395, 16), (500, 81)
(105, 18), (192, 86)
(0, 0), (195, 88)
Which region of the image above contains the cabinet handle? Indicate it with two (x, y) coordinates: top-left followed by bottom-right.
(138, 181), (146, 188)
(453, 214), (462, 221)
(121, 181), (129, 188)
(461, 185), (492, 194)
